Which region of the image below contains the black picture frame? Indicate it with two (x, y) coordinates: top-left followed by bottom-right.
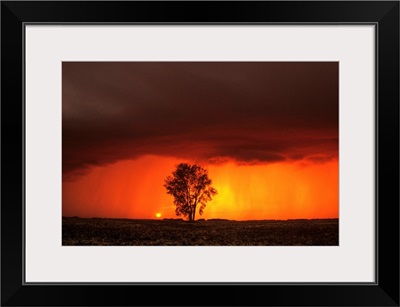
(1, 1), (399, 306)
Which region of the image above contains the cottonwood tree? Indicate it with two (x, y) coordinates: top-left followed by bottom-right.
(164, 163), (217, 221)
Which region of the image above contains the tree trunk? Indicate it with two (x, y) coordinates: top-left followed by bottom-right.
(193, 204), (197, 221)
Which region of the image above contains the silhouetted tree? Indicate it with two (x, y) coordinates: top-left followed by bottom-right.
(164, 163), (218, 221)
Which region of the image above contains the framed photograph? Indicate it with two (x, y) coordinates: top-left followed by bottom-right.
(1, 1), (399, 306)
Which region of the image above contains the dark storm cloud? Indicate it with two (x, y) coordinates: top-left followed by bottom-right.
(62, 62), (338, 177)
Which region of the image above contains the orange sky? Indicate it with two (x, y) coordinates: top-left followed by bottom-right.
(62, 155), (338, 220)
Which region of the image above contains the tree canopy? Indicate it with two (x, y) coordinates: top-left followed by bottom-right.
(164, 163), (217, 221)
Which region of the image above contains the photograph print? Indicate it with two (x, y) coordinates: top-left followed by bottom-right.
(62, 62), (339, 246)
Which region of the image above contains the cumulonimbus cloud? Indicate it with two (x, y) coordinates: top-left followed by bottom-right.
(62, 61), (338, 179)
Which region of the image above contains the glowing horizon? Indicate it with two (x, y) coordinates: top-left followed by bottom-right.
(62, 155), (338, 221)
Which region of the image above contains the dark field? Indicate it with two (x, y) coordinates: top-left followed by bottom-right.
(62, 217), (339, 246)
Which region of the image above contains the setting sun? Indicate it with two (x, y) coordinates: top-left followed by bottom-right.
(155, 213), (162, 218)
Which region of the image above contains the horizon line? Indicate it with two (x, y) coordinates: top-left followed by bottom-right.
(62, 216), (339, 221)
